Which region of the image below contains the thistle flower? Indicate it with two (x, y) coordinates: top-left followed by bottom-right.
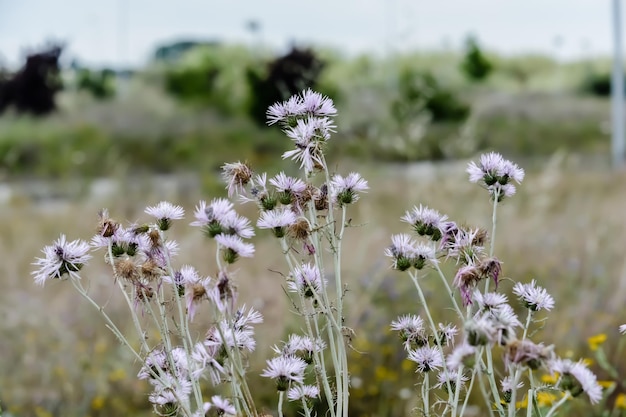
(33, 234), (92, 285)
(435, 369), (469, 393)
(145, 201), (184, 230)
(620, 324), (626, 335)
(512, 280), (555, 311)
(437, 323), (459, 346)
(446, 343), (476, 370)
(549, 358), (603, 404)
(222, 161), (253, 197)
(287, 263), (326, 298)
(287, 384), (320, 402)
(214, 234), (254, 263)
(270, 172), (307, 204)
(301, 89), (337, 117)
(501, 376), (524, 403)
(261, 356), (308, 391)
(402, 205), (448, 241)
(267, 95), (306, 125)
(191, 199), (233, 236)
(282, 117), (331, 172)
(273, 334), (326, 364)
(465, 316), (498, 346)
(385, 234), (436, 271)
(205, 395), (237, 417)
(257, 208), (298, 238)
(408, 346), (443, 373)
(391, 314), (428, 349)
(180, 266), (212, 321)
(467, 152), (524, 200)
(329, 172), (369, 206)
(473, 291), (509, 312)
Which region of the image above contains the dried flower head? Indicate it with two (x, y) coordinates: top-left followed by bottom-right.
(222, 161), (253, 197)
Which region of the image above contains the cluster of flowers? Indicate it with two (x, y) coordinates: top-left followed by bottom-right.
(386, 153), (607, 415)
(32, 89), (368, 417)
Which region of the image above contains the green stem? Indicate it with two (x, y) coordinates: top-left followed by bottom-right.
(278, 391), (285, 417)
(544, 391), (570, 417)
(485, 188), (499, 292)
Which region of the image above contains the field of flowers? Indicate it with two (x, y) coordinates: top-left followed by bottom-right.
(2, 129), (626, 417)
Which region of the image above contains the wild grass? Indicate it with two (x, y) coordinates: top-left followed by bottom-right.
(2, 155), (625, 416)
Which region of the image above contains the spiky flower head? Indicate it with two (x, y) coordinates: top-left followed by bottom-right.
(513, 280), (555, 311)
(385, 234), (436, 271)
(261, 356), (308, 391)
(145, 201), (184, 231)
(222, 161), (253, 198)
(287, 263), (326, 298)
(391, 315), (428, 349)
(287, 384), (320, 402)
(257, 207), (298, 238)
(214, 234), (255, 264)
(402, 205), (448, 241)
(549, 358), (602, 404)
(467, 152), (524, 201)
(329, 172), (369, 206)
(33, 234), (92, 285)
(408, 346), (443, 373)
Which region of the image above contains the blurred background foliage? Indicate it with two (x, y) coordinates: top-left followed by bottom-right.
(1, 37), (626, 417)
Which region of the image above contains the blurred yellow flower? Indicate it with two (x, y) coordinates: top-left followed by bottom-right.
(516, 396), (528, 409)
(537, 392), (558, 407)
(587, 333), (607, 351)
(91, 395), (105, 410)
(598, 380), (615, 389)
(615, 393), (626, 409)
(108, 368), (127, 382)
(582, 357), (594, 366)
(541, 373), (559, 384)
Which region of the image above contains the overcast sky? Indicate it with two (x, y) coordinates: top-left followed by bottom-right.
(0, 0), (620, 67)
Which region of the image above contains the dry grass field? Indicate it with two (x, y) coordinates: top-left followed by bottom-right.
(1, 153), (626, 416)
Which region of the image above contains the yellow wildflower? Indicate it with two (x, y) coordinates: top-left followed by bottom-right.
(537, 392), (558, 407)
(587, 334), (607, 351)
(541, 373), (559, 384)
(615, 393), (626, 409)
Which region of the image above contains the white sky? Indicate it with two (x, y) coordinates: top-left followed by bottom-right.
(0, 0), (619, 67)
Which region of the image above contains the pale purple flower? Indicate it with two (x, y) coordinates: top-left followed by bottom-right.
(550, 358), (603, 404)
(620, 324), (626, 335)
(206, 395), (237, 416)
(391, 314), (428, 349)
(221, 161), (253, 197)
(257, 208), (298, 237)
(505, 339), (553, 370)
(206, 321), (257, 353)
(467, 152), (524, 200)
(191, 342), (226, 385)
(191, 199), (234, 227)
(301, 89), (337, 117)
(261, 356), (308, 391)
(181, 268), (212, 321)
(465, 315), (498, 346)
(330, 172), (369, 205)
(385, 234), (436, 271)
(484, 304), (521, 344)
(513, 280), (555, 311)
(408, 346), (443, 373)
(270, 172), (307, 194)
(267, 96), (305, 125)
(287, 384), (321, 401)
(437, 323), (459, 346)
(287, 263), (326, 298)
(446, 343), (476, 370)
(446, 228), (485, 264)
(145, 201), (184, 222)
(473, 291), (509, 312)
(215, 233), (255, 263)
(435, 369), (469, 392)
(273, 334), (326, 364)
(138, 349), (168, 380)
(501, 376), (524, 393)
(33, 234), (92, 285)
(402, 205), (448, 241)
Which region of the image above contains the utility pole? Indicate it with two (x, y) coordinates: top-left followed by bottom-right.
(612, 0), (625, 168)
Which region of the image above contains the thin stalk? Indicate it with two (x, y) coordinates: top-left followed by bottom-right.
(422, 372), (430, 417)
(434, 262), (463, 318)
(451, 364), (465, 417)
(485, 189), (500, 292)
(278, 391), (285, 417)
(485, 348), (506, 417)
(459, 367), (478, 417)
(408, 271), (454, 404)
(544, 392), (571, 417)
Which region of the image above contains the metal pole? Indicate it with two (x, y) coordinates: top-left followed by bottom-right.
(612, 0), (625, 168)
